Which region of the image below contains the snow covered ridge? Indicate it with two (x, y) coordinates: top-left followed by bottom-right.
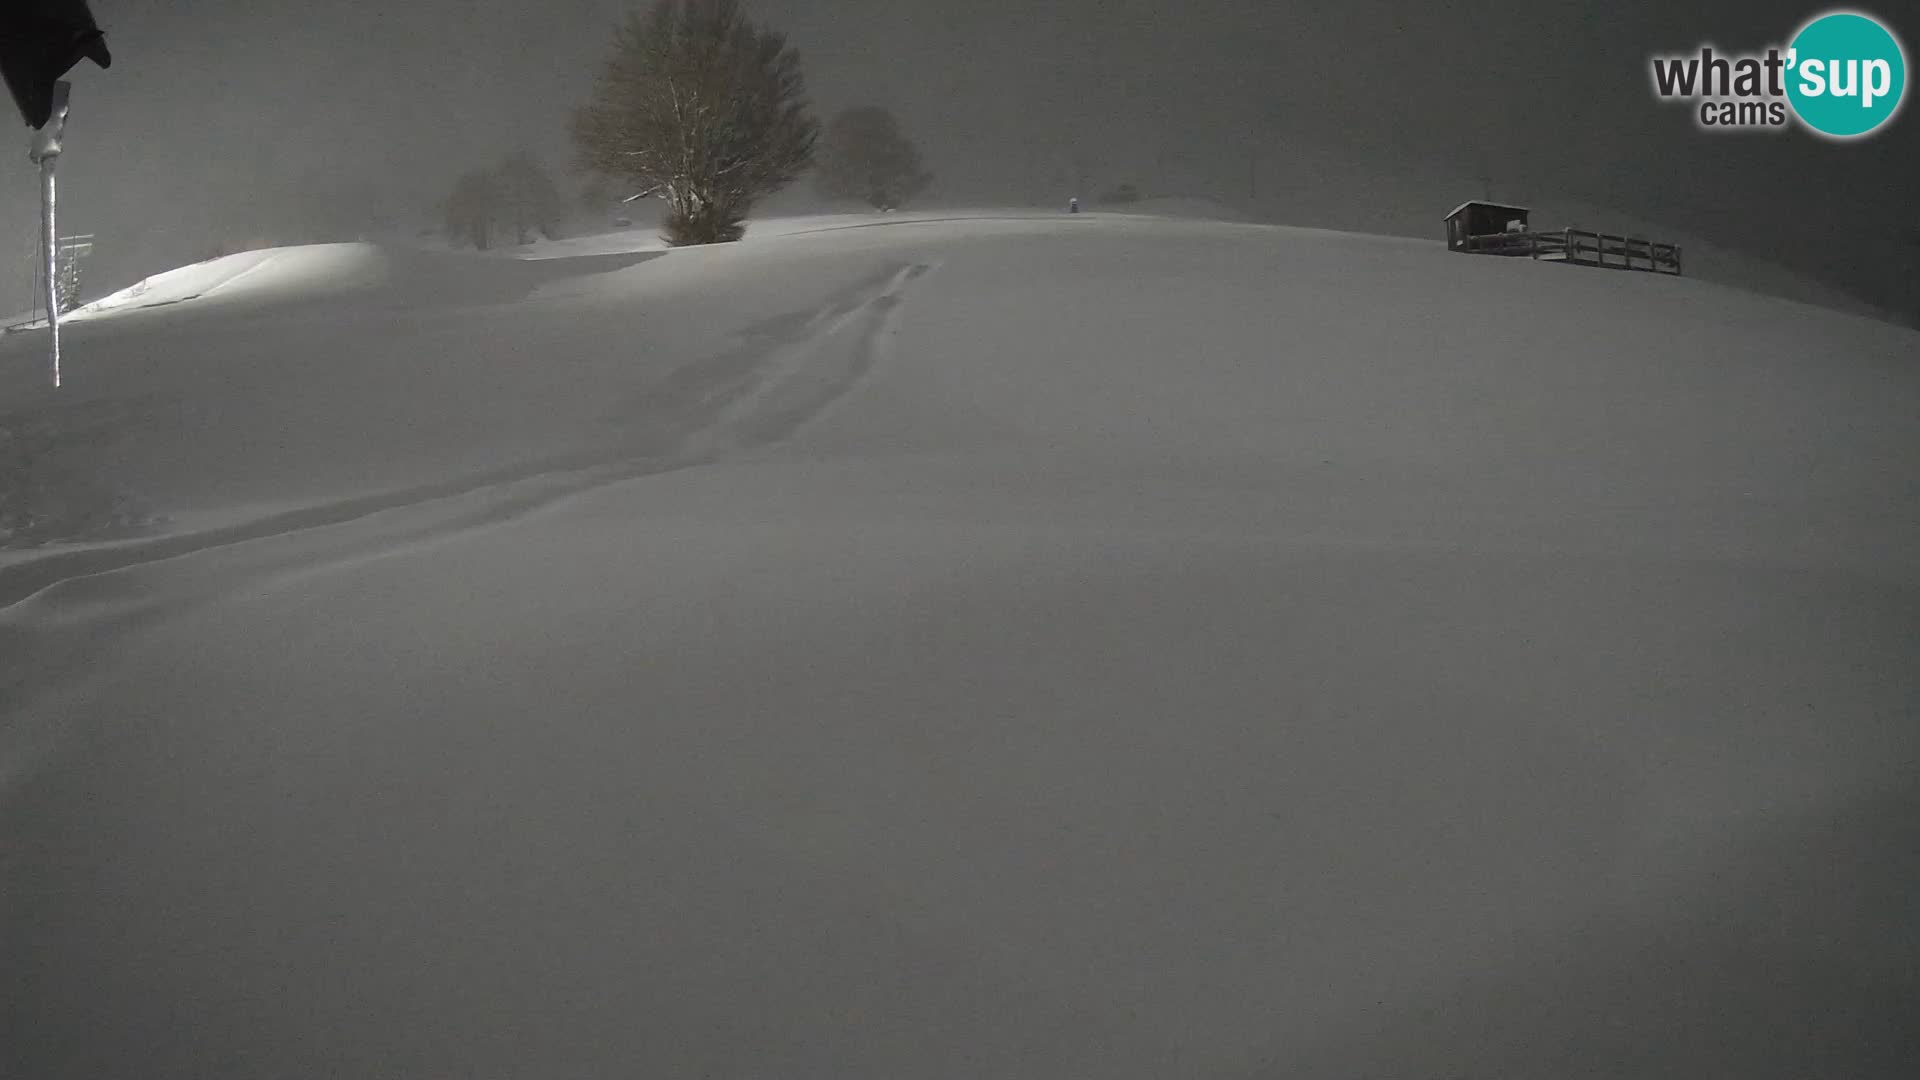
(49, 241), (668, 324)
(65, 243), (389, 318)
(0, 244), (381, 330)
(12, 211), (1041, 325)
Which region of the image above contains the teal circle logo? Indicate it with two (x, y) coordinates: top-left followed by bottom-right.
(1786, 11), (1907, 138)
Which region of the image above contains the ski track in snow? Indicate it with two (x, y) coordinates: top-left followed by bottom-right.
(0, 259), (936, 759)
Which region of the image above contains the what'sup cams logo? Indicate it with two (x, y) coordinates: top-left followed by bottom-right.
(1650, 10), (1907, 138)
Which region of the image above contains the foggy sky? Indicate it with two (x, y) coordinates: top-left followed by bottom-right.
(6, 0), (1915, 316)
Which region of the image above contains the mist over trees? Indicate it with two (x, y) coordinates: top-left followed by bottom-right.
(443, 152), (565, 250)
(445, 169), (502, 250)
(572, 0), (817, 246)
(495, 151), (565, 245)
(815, 107), (933, 211)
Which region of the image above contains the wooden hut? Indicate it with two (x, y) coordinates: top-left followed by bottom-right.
(1443, 201), (1531, 252)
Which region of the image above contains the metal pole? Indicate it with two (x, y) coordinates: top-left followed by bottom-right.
(41, 156), (59, 388)
(30, 80), (72, 389)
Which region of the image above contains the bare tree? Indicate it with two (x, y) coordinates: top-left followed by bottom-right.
(444, 169), (500, 250)
(572, 0), (817, 246)
(815, 106), (933, 211)
(495, 151), (564, 245)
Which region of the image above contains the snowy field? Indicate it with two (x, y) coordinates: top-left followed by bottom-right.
(3, 210), (1918, 1079)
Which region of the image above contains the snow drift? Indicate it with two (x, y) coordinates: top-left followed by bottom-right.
(2, 211), (1917, 1080)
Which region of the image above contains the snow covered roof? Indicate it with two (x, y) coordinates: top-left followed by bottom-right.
(1443, 200), (1531, 221)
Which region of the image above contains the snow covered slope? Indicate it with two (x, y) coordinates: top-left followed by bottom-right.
(67, 243), (392, 317)
(3, 212), (1917, 1080)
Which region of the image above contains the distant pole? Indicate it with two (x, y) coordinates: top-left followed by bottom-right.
(29, 81), (72, 389)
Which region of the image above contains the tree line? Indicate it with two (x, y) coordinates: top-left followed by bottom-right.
(447, 0), (935, 250)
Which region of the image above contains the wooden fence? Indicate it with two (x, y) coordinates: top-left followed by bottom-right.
(1462, 228), (1682, 276)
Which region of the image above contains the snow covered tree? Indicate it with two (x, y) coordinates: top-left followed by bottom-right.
(495, 151), (564, 245)
(814, 106), (933, 211)
(572, 0), (817, 246)
(444, 169), (500, 250)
